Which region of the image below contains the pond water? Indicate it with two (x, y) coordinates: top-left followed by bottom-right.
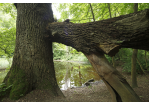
(0, 61), (101, 90)
(54, 61), (101, 90)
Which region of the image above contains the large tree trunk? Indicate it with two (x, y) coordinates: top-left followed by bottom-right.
(2, 3), (64, 100)
(84, 52), (141, 102)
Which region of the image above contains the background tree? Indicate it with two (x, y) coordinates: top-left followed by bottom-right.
(145, 50), (148, 70)
(131, 3), (138, 88)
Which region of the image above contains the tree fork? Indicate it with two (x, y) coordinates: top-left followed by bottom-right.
(131, 3), (138, 89)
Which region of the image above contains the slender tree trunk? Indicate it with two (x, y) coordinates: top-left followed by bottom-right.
(84, 52), (141, 102)
(89, 3), (95, 22)
(112, 57), (116, 68)
(136, 58), (145, 73)
(2, 3), (64, 100)
(131, 3), (138, 88)
(107, 3), (112, 18)
(145, 51), (148, 70)
(131, 49), (138, 88)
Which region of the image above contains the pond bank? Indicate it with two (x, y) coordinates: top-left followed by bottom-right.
(1, 69), (149, 102)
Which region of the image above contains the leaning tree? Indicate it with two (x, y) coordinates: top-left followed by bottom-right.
(1, 3), (149, 102)
(46, 8), (149, 102)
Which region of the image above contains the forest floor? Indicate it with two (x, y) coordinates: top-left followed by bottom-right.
(1, 66), (149, 102)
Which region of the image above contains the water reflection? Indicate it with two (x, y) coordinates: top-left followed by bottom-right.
(54, 61), (101, 90)
(64, 65), (71, 90)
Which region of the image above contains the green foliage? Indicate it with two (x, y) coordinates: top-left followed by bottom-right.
(0, 27), (16, 57)
(0, 3), (17, 19)
(114, 48), (133, 72)
(137, 50), (149, 72)
(52, 42), (89, 62)
(56, 3), (111, 23)
(118, 49), (149, 73)
(55, 3), (149, 23)
(0, 3), (16, 58)
(105, 55), (112, 64)
(52, 42), (67, 60)
(138, 3), (149, 11)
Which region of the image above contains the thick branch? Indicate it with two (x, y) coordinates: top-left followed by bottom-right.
(46, 9), (149, 56)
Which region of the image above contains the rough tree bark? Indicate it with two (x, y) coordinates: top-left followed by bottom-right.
(2, 3), (64, 100)
(46, 9), (149, 102)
